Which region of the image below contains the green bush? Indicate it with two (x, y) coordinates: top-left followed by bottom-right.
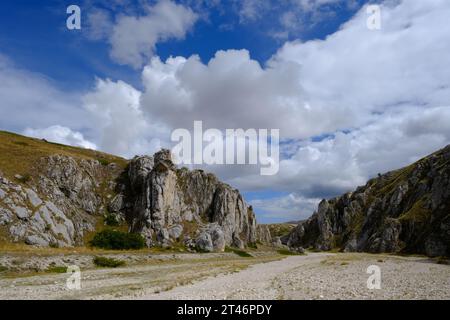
(93, 256), (125, 268)
(0, 265), (8, 272)
(97, 158), (110, 166)
(90, 229), (145, 250)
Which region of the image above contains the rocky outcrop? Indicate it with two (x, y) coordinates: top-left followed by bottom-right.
(286, 145), (450, 257)
(122, 150), (258, 251)
(0, 155), (122, 247)
(0, 146), (265, 250)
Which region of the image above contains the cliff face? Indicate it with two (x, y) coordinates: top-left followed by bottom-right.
(286, 145), (450, 257)
(0, 132), (263, 250)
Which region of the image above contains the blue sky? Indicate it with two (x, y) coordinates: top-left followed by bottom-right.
(1, 0), (449, 223)
(0, 0), (366, 89)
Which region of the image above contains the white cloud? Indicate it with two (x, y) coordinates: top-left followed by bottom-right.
(0, 54), (87, 133)
(293, 0), (345, 12)
(140, 50), (315, 137)
(82, 78), (166, 158)
(238, 0), (271, 23)
(23, 125), (97, 150)
(109, 0), (198, 68)
(231, 105), (450, 199)
(272, 0), (450, 117)
(84, 8), (113, 41)
(250, 193), (321, 222)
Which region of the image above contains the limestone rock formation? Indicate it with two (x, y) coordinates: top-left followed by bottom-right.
(122, 150), (258, 250)
(286, 145), (450, 257)
(256, 224), (272, 244)
(0, 155), (122, 247)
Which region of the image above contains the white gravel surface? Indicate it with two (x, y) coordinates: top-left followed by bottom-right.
(1, 252), (448, 300)
(140, 253), (450, 300)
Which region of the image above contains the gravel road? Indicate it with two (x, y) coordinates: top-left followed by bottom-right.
(139, 253), (450, 300)
(1, 252), (448, 300)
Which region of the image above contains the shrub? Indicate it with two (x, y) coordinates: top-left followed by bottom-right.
(90, 229), (145, 250)
(0, 265), (8, 272)
(93, 256), (125, 268)
(225, 247), (253, 258)
(97, 158), (110, 166)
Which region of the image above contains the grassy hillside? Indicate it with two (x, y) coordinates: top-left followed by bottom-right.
(266, 223), (297, 238)
(0, 130), (128, 180)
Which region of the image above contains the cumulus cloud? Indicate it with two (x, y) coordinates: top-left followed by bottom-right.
(273, 0), (450, 116)
(141, 50), (312, 137)
(82, 78), (166, 158)
(109, 0), (198, 68)
(23, 125), (97, 150)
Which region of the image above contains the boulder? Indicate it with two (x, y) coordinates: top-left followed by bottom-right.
(195, 232), (213, 252)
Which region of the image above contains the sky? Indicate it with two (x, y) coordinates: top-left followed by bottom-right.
(1, 0), (450, 223)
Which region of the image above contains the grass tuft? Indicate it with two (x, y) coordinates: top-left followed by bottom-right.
(46, 266), (68, 273)
(277, 249), (303, 256)
(225, 247), (253, 257)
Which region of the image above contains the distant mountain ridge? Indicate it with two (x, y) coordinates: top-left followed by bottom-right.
(285, 145), (450, 257)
